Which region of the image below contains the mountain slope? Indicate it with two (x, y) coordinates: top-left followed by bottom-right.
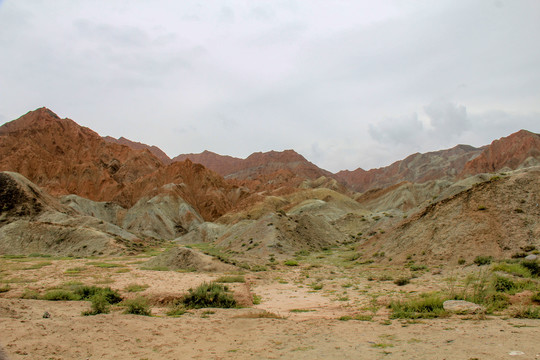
(104, 136), (172, 165)
(358, 167), (540, 264)
(336, 145), (482, 193)
(0, 108), (163, 202)
(461, 130), (540, 176)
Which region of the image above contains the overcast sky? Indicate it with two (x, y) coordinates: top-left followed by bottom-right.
(0, 1), (539, 172)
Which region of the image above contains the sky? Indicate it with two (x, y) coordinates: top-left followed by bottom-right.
(0, 0), (539, 172)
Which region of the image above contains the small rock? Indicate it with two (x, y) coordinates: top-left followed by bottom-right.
(42, 311), (50, 318)
(524, 254), (537, 261)
(509, 350), (525, 356)
(443, 300), (485, 314)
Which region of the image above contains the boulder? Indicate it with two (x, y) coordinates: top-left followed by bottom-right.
(443, 300), (485, 314)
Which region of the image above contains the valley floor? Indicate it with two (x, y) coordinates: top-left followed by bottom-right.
(0, 254), (539, 359)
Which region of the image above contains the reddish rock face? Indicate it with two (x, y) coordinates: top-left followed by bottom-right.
(460, 130), (540, 176)
(0, 108), (163, 202)
(103, 136), (172, 165)
(173, 149), (332, 181)
(335, 145), (482, 192)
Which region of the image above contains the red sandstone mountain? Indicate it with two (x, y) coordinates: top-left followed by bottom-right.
(104, 136), (172, 165)
(0, 108), (251, 220)
(174, 149), (332, 181)
(173, 151), (244, 176)
(460, 130), (540, 176)
(0, 108), (163, 201)
(335, 144), (482, 193)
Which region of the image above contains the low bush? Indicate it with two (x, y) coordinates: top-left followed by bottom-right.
(182, 282), (236, 309)
(394, 278), (410, 286)
(123, 296), (152, 316)
(532, 291), (540, 303)
(0, 285), (10, 293)
(492, 276), (516, 293)
(82, 293), (110, 316)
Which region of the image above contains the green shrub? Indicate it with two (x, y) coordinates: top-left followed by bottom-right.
(532, 291), (540, 303)
(390, 294), (447, 319)
(82, 293), (110, 316)
(42, 289), (80, 301)
(73, 286), (122, 304)
(458, 258), (466, 265)
(0, 284), (10, 293)
(182, 282), (236, 309)
(474, 256), (493, 266)
(493, 276), (516, 293)
(123, 296), (152, 316)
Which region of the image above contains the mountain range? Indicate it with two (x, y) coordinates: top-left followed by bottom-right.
(0, 107), (539, 264)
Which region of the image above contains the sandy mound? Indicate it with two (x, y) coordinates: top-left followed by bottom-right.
(143, 246), (236, 272)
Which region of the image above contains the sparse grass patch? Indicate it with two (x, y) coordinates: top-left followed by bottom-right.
(65, 267), (86, 274)
(492, 262), (532, 278)
(125, 284), (149, 293)
(20, 289), (40, 299)
(290, 309), (315, 313)
(215, 275), (245, 283)
(166, 303), (187, 317)
(140, 266), (169, 271)
(512, 306), (540, 319)
(87, 262), (122, 268)
(182, 282), (236, 309)
(390, 293), (448, 319)
(0, 284), (10, 293)
(235, 310), (284, 319)
(22, 261), (52, 270)
(284, 260), (299, 266)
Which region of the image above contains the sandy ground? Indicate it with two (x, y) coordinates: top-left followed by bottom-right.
(1, 256), (539, 359)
